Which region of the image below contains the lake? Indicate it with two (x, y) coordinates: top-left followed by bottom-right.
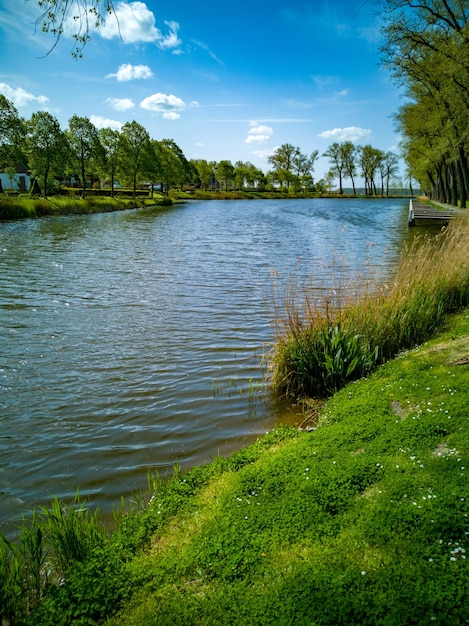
(0, 197), (410, 534)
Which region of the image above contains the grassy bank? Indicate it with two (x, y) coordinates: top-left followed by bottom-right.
(0, 194), (172, 220)
(269, 213), (469, 398)
(2, 308), (468, 625)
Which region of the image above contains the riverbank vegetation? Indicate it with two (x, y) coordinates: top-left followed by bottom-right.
(0, 193), (172, 220)
(0, 92), (406, 206)
(380, 1), (469, 208)
(269, 213), (469, 399)
(1, 303), (468, 624)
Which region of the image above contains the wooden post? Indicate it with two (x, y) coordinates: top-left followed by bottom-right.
(408, 199), (415, 226)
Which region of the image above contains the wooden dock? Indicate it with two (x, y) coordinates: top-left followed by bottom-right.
(408, 199), (456, 226)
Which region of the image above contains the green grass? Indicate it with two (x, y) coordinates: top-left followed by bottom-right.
(2, 309), (468, 624)
(269, 213), (469, 399)
(108, 311), (469, 625)
(0, 194), (172, 219)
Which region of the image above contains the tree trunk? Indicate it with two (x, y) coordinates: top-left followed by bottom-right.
(436, 164), (447, 204)
(350, 175), (356, 195)
(450, 162), (458, 206)
(427, 171), (436, 199)
(456, 158), (467, 209)
(458, 145), (469, 203)
(81, 161), (86, 199)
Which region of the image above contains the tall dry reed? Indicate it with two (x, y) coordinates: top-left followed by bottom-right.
(269, 214), (469, 398)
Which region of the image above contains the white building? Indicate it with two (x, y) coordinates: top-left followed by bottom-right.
(0, 163), (30, 192)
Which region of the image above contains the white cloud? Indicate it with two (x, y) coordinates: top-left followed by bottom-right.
(105, 97), (135, 111)
(252, 148), (276, 159)
(192, 39), (223, 65)
(106, 64), (153, 81)
(162, 111), (180, 120)
(318, 126), (372, 142)
(0, 82), (49, 108)
(99, 2), (181, 49)
(140, 93), (185, 119)
(245, 124), (273, 144)
(89, 115), (123, 131)
(158, 21), (182, 50)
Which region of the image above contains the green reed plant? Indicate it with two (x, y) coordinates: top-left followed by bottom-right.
(270, 214), (469, 399)
(0, 535), (23, 624)
(40, 491), (105, 580)
(0, 492), (106, 624)
(0, 512), (47, 624)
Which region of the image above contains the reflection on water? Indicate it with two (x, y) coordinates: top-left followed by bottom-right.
(0, 198), (409, 534)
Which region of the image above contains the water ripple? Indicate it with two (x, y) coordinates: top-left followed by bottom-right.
(0, 198), (409, 534)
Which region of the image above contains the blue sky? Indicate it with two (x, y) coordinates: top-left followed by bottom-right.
(0, 0), (403, 180)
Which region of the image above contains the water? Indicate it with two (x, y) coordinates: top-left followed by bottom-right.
(0, 197), (409, 534)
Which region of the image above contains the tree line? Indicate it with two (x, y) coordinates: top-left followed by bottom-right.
(0, 94), (400, 198)
(380, 0), (469, 207)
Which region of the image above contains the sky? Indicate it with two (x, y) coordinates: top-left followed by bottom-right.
(0, 0), (404, 181)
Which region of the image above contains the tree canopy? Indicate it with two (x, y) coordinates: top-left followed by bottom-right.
(0, 92), (402, 197)
(379, 0), (469, 205)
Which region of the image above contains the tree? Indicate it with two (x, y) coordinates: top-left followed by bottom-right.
(191, 159), (216, 190)
(144, 140), (162, 198)
(32, 0), (117, 57)
(268, 144), (318, 191)
(379, 0), (469, 206)
(323, 143), (346, 194)
(268, 144), (300, 189)
(292, 151), (319, 191)
(216, 160), (235, 191)
(118, 121), (150, 197)
(162, 139), (194, 188)
(27, 111), (68, 198)
(341, 141), (358, 194)
(0, 95), (25, 192)
(152, 140), (184, 194)
(156, 139), (192, 193)
(98, 127), (120, 197)
(67, 115), (103, 198)
(233, 161), (267, 190)
(380, 151), (400, 196)
(358, 145), (384, 196)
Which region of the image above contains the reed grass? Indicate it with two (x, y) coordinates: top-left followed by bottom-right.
(0, 492), (105, 624)
(0, 195), (166, 220)
(269, 214), (469, 399)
